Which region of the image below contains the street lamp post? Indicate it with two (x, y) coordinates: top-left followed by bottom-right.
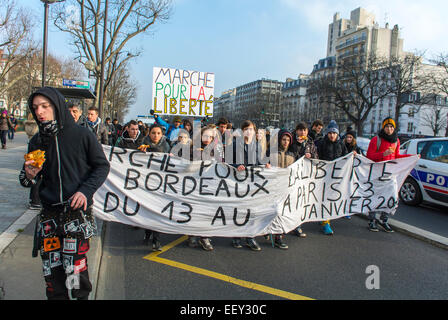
(98, 0), (109, 119)
(40, 0), (65, 88)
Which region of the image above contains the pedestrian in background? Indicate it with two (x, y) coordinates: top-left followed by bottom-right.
(112, 118), (122, 145)
(68, 104), (88, 128)
(86, 106), (108, 144)
(104, 117), (116, 146)
(8, 113), (18, 140)
(0, 111), (13, 149)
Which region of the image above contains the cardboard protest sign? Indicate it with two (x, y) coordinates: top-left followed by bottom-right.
(152, 67), (214, 117)
(92, 146), (418, 237)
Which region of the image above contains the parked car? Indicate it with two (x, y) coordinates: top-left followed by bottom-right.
(356, 137), (371, 156)
(399, 137), (448, 207)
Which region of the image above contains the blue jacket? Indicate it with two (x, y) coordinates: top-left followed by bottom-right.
(154, 116), (184, 141)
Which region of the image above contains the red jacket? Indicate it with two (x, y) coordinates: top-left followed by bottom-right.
(366, 136), (411, 162)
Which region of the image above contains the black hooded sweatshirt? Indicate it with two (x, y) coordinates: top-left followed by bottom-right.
(19, 87), (110, 209)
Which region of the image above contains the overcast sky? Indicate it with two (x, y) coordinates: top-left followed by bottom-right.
(24, 0), (448, 121)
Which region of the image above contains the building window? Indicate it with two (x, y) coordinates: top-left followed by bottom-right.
(407, 122), (414, 133)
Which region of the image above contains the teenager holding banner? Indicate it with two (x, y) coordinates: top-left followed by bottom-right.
(139, 123), (171, 250)
(188, 126), (224, 251)
(316, 120), (348, 235)
(366, 117), (416, 232)
(288, 121), (319, 237)
(268, 129), (296, 249)
(230, 120), (271, 251)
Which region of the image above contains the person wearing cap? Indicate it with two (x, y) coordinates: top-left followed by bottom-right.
(152, 112), (184, 143)
(316, 120), (348, 235)
(366, 117), (416, 232)
(343, 127), (362, 155)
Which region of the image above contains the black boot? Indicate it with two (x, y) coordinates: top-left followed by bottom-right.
(274, 235), (288, 249)
(378, 219), (394, 233)
(152, 231), (162, 251)
(143, 230), (152, 246)
(368, 219), (379, 232)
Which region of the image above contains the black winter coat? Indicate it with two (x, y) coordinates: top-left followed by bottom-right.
(115, 130), (146, 149)
(19, 87), (110, 209)
(316, 136), (348, 161)
(289, 138), (319, 160)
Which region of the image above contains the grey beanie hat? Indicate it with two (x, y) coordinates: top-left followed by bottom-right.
(325, 120), (339, 135)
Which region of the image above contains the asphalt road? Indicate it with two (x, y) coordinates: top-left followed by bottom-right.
(96, 211), (448, 300)
(394, 203), (448, 238)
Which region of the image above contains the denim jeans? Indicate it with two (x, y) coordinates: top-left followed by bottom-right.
(0, 130), (7, 146)
(368, 211), (389, 222)
(8, 128), (14, 140)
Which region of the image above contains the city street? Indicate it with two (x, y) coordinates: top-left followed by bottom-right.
(95, 210), (447, 300)
(0, 132), (446, 301)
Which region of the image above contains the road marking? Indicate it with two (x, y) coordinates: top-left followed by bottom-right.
(143, 236), (314, 300)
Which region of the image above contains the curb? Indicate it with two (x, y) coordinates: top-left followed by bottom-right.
(0, 209), (37, 255)
(356, 215), (448, 250)
(89, 218), (106, 300)
(388, 218), (448, 250)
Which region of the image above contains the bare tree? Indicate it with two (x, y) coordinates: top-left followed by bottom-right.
(419, 98), (447, 137)
(429, 53), (448, 96)
(52, 0), (172, 107)
(428, 53), (448, 136)
(308, 54), (391, 136)
(104, 61), (137, 122)
(6, 52), (83, 115)
(0, 0), (37, 95)
(383, 52), (433, 129)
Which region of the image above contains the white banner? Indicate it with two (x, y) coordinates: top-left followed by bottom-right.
(152, 67), (214, 117)
(92, 146), (419, 237)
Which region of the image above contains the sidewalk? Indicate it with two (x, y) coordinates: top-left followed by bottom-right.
(0, 132), (104, 300)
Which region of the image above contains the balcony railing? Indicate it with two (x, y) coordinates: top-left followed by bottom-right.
(335, 35), (367, 50)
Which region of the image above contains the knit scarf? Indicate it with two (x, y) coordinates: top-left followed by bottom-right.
(38, 120), (59, 137)
(378, 129), (398, 143)
(87, 118), (100, 128)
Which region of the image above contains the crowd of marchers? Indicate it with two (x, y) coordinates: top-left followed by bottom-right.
(67, 102), (416, 252)
(18, 87), (418, 300)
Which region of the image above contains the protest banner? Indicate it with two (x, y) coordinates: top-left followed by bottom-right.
(92, 145), (419, 237)
(152, 67), (215, 117)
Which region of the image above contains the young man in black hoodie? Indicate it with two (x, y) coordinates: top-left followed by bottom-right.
(19, 87), (110, 300)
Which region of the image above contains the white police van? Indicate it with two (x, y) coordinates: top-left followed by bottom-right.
(399, 137), (448, 207)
